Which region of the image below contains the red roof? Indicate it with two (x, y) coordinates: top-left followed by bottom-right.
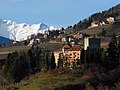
(72, 45), (81, 51)
(70, 40), (74, 42)
(62, 44), (71, 49)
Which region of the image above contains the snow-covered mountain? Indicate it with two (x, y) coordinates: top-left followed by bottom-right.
(0, 19), (61, 41)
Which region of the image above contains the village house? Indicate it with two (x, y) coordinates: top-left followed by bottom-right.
(54, 44), (82, 67)
(107, 17), (115, 24)
(88, 21), (105, 28)
(90, 21), (99, 28)
(61, 34), (73, 43)
(74, 32), (83, 39)
(62, 37), (67, 42)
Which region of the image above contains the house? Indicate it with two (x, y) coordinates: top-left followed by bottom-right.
(100, 21), (105, 25)
(91, 21), (99, 28)
(61, 35), (73, 43)
(107, 17), (114, 24)
(54, 44), (82, 67)
(74, 32), (83, 39)
(70, 40), (74, 46)
(88, 21), (105, 28)
(62, 37), (67, 42)
(43, 34), (48, 38)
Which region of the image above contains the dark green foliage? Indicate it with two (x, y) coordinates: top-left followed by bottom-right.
(55, 84), (85, 90)
(102, 34), (119, 71)
(44, 51), (49, 70)
(13, 51), (29, 82)
(61, 27), (65, 30)
(0, 59), (5, 69)
(3, 51), (29, 82)
(107, 34), (118, 61)
(88, 34), (120, 89)
(110, 33), (117, 45)
(107, 42), (117, 58)
(80, 49), (85, 64)
(27, 46), (38, 73)
(58, 53), (63, 68)
(3, 46), (55, 82)
(67, 26), (72, 29)
(50, 52), (56, 69)
(89, 67), (120, 89)
(3, 51), (18, 80)
(99, 28), (106, 36)
(118, 41), (120, 64)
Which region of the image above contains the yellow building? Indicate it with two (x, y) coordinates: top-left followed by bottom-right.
(53, 44), (82, 66)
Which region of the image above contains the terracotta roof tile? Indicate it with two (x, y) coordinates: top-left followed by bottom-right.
(62, 44), (71, 49)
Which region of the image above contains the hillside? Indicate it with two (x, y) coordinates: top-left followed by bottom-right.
(0, 42), (63, 60)
(66, 4), (120, 32)
(0, 42), (63, 53)
(0, 4), (120, 90)
(79, 24), (120, 35)
(16, 73), (84, 90)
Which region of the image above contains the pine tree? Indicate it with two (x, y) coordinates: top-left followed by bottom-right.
(45, 51), (49, 70)
(118, 40), (120, 64)
(107, 34), (117, 59)
(3, 51), (18, 80)
(50, 52), (56, 69)
(27, 47), (37, 73)
(105, 34), (119, 69)
(58, 53), (63, 68)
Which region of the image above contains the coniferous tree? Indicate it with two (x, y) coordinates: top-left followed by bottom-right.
(118, 39), (120, 64)
(104, 34), (119, 70)
(3, 51), (29, 82)
(27, 47), (37, 73)
(107, 34), (117, 59)
(50, 52), (56, 69)
(14, 51), (29, 82)
(45, 51), (49, 70)
(58, 53), (63, 68)
(3, 51), (18, 80)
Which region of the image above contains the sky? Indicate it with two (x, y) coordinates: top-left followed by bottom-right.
(0, 0), (120, 27)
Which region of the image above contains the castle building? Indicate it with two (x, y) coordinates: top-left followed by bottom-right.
(83, 36), (102, 63)
(84, 36), (101, 50)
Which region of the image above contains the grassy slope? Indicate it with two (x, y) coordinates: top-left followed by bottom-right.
(0, 42), (63, 59)
(79, 24), (120, 49)
(37, 42), (63, 51)
(17, 73), (83, 90)
(0, 46), (30, 53)
(65, 24), (120, 49)
(79, 24), (120, 35)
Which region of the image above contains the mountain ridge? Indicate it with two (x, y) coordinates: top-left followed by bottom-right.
(0, 19), (61, 41)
